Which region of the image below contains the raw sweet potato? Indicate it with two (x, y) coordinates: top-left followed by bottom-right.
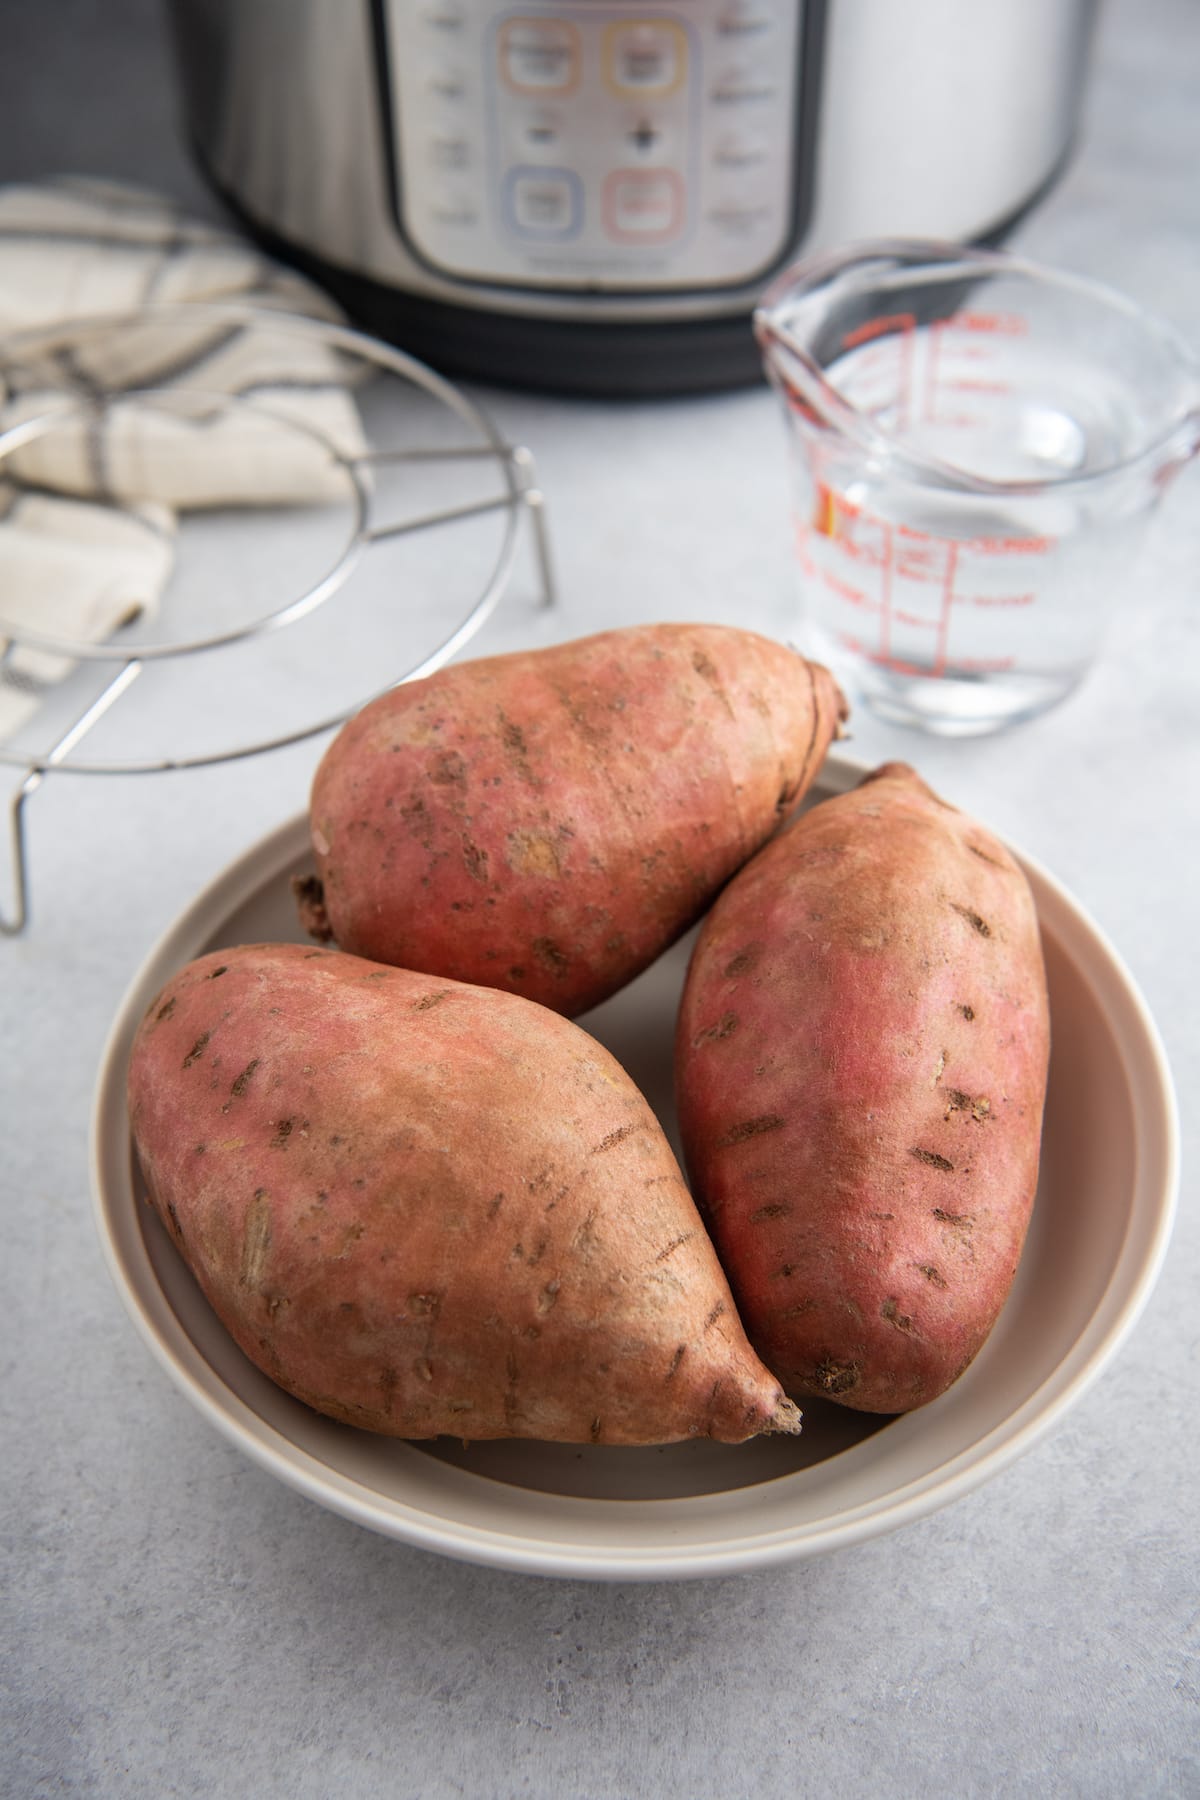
(675, 762), (1050, 1413)
(299, 623), (846, 1016)
(128, 942), (801, 1445)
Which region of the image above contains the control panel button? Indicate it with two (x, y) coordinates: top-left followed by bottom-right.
(429, 132), (471, 170)
(429, 187), (479, 228)
(420, 1), (464, 29)
(717, 2), (776, 34)
(625, 116), (671, 159)
(707, 199), (772, 235)
(505, 167), (583, 238)
(713, 127), (768, 168)
(426, 63), (466, 101)
(711, 65), (778, 104)
(604, 22), (687, 97)
(603, 168), (685, 242)
(499, 19), (581, 95)
(517, 111), (565, 158)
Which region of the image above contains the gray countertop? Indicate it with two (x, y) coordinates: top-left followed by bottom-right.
(3, 2), (1197, 1795)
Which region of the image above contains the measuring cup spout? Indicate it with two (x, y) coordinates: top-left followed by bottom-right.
(752, 307), (824, 413)
(753, 304), (897, 467)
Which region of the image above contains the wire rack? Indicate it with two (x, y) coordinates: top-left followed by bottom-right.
(0, 305), (556, 934)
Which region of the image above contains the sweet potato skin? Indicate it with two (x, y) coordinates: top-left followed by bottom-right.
(675, 762), (1051, 1414)
(304, 624), (846, 1016)
(128, 942), (800, 1445)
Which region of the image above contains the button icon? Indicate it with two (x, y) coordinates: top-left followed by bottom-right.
(429, 133), (471, 171)
(713, 128), (768, 168)
(603, 169), (685, 243)
(626, 117), (669, 158)
(504, 167), (583, 238)
(426, 64), (466, 102)
(717, 2), (775, 34)
(518, 111), (565, 158)
(429, 188), (478, 229)
(499, 19), (581, 96)
(707, 198), (771, 236)
(421, 1), (464, 29)
(711, 65), (777, 104)
(604, 22), (687, 97)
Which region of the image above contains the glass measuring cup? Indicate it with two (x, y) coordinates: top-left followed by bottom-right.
(756, 240), (1200, 735)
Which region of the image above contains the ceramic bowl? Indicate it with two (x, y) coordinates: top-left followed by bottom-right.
(91, 758), (1178, 1579)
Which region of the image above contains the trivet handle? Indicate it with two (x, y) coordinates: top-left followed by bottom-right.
(510, 446), (557, 610)
(1, 770), (35, 936)
(1, 660), (143, 935)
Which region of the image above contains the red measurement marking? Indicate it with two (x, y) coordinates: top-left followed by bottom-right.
(967, 535), (1054, 555)
(895, 542), (948, 582)
(949, 656), (1018, 671)
(970, 592), (1035, 607)
(783, 388), (823, 427)
(843, 528), (895, 568)
(933, 541), (958, 676)
(819, 567), (875, 609)
(840, 311), (916, 351)
(839, 311), (917, 433)
(952, 311), (1028, 335)
(878, 520), (894, 663)
(946, 377), (1011, 395)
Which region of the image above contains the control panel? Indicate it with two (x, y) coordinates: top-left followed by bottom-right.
(380, 2), (808, 291)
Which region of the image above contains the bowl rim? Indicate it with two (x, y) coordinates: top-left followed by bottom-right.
(90, 757), (1181, 1579)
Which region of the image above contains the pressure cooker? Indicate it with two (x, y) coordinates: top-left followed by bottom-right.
(165, 0), (1100, 394)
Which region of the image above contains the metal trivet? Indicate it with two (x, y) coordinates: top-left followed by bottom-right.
(0, 305), (556, 934)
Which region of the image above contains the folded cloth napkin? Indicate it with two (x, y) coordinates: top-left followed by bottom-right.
(0, 175), (368, 745)
(0, 484), (173, 741)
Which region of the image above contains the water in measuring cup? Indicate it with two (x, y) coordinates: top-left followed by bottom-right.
(790, 317), (1151, 733)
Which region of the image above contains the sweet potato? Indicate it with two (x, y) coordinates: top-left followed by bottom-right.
(300, 623), (846, 1016)
(675, 762), (1050, 1413)
(128, 942), (801, 1445)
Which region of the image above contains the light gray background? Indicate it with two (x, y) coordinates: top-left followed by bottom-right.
(2, 1), (1197, 1796)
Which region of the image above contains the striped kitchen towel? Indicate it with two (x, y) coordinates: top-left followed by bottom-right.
(0, 175), (368, 744)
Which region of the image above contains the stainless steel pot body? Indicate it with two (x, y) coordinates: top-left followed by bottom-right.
(167, 0), (1098, 391)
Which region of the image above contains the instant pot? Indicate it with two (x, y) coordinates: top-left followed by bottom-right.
(166, 0), (1099, 394)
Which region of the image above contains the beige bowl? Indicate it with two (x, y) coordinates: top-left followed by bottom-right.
(91, 757), (1178, 1579)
